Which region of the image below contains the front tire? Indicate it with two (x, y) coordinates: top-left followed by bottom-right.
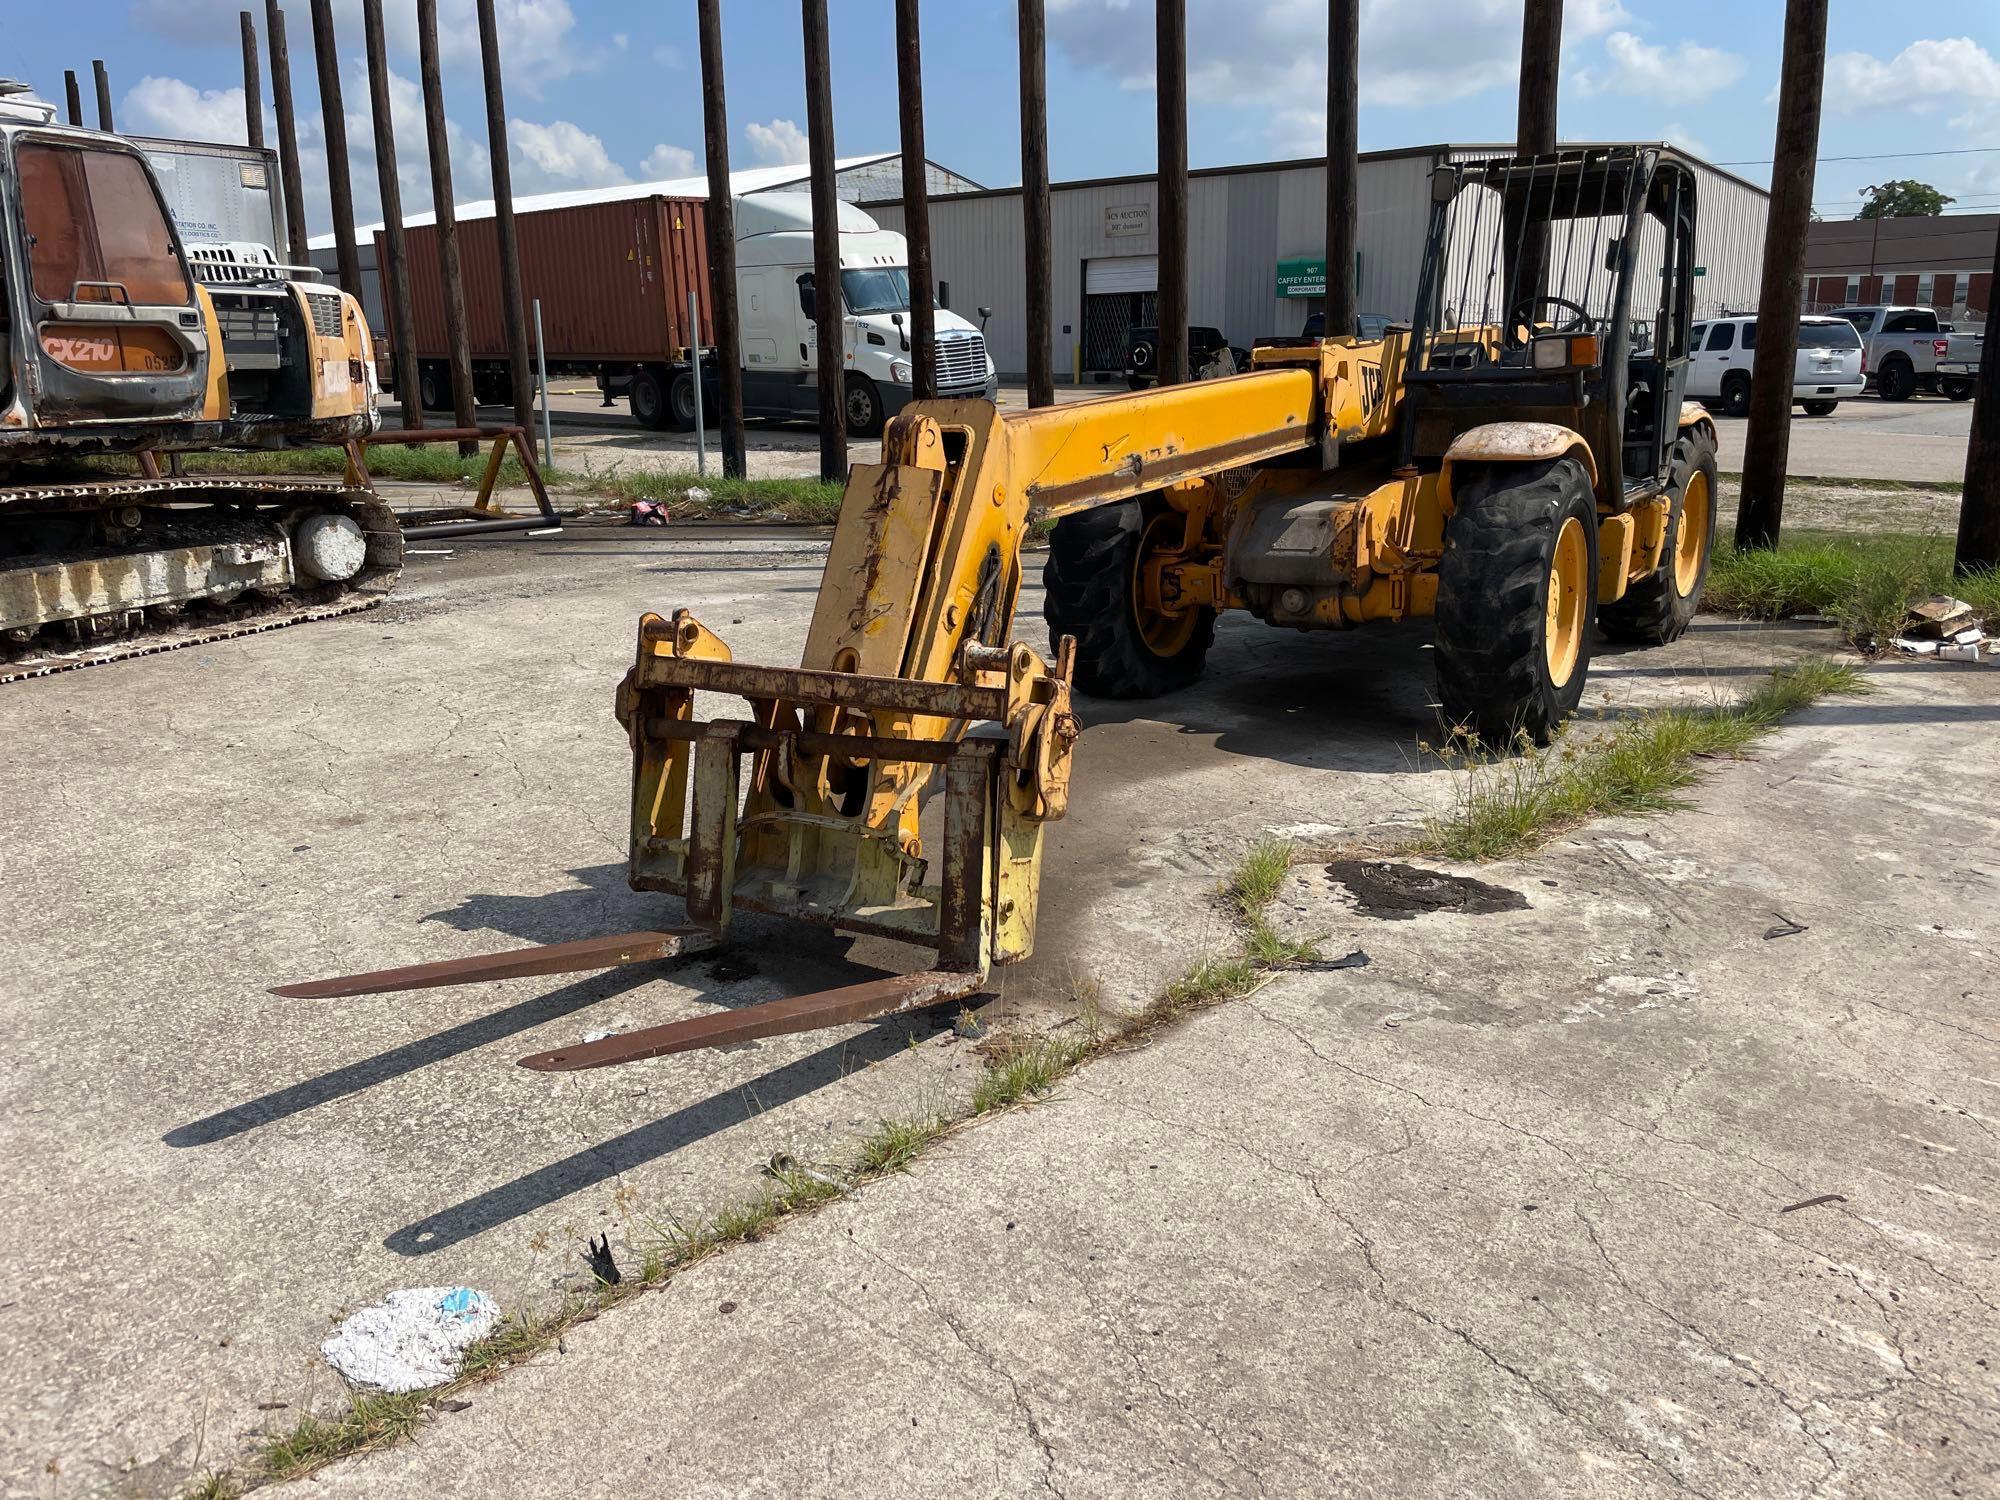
(1598, 425), (1718, 646)
(1435, 457), (1597, 747)
(630, 365), (670, 429)
(844, 375), (884, 438)
(1043, 498), (1214, 699)
(1876, 357), (1916, 401)
(1720, 371), (1751, 418)
(1801, 400), (1838, 417)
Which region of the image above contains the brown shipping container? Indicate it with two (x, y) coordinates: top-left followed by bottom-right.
(383, 195), (712, 363)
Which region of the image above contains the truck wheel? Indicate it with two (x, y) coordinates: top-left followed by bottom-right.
(843, 375), (884, 438)
(1599, 425), (1718, 646)
(1435, 457), (1597, 747)
(418, 365), (443, 413)
(1720, 371), (1751, 418)
(1876, 356), (1915, 401)
(630, 366), (670, 429)
(668, 371), (699, 430)
(1945, 379), (1975, 402)
(1801, 400), (1838, 417)
(1043, 498), (1213, 699)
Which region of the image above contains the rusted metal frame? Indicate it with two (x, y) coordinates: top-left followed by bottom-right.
(684, 723), (741, 930)
(270, 928), (712, 999)
(639, 656), (1008, 722)
(937, 748), (991, 972)
(644, 719), (1002, 767)
(358, 424), (559, 525)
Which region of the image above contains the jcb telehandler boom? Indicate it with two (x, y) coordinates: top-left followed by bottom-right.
(283, 145), (1718, 1069)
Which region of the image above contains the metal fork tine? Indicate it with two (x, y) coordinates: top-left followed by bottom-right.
(270, 928), (714, 999)
(517, 968), (986, 1071)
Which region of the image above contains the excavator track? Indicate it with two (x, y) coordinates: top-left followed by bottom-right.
(0, 475), (403, 683)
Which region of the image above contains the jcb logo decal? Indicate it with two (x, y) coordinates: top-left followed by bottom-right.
(1358, 362), (1384, 414)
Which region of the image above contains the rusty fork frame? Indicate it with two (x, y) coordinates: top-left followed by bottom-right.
(353, 424), (562, 539)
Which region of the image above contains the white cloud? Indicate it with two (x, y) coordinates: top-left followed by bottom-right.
(745, 118), (810, 166)
(122, 76), (256, 145)
(1826, 36), (2000, 112)
(508, 117), (629, 191)
(1574, 31), (1745, 101)
(1662, 120), (1712, 161)
(640, 143), (697, 180)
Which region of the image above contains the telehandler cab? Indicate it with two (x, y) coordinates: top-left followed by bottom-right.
(280, 145), (1718, 1067)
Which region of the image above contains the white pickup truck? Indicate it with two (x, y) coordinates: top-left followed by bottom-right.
(1833, 305), (1985, 401)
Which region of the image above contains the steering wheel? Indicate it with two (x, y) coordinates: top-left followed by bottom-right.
(1508, 295), (1596, 345)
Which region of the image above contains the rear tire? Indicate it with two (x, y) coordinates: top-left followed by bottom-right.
(1945, 379), (1975, 401)
(418, 365), (443, 413)
(1876, 357), (1915, 401)
(1043, 498), (1214, 699)
(1720, 372), (1751, 417)
(1435, 457), (1597, 747)
(1598, 425), (1718, 646)
(1801, 400), (1838, 417)
(630, 366), (670, 429)
(668, 371), (699, 430)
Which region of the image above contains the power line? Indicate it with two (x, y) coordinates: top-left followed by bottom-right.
(1717, 145), (2000, 166)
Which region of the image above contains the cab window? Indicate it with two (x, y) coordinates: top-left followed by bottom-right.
(1741, 323), (1758, 350)
(1706, 323), (1735, 352)
(16, 143), (191, 307)
(1883, 309), (1937, 334)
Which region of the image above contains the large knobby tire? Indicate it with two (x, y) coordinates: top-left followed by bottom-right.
(1598, 425), (1719, 646)
(630, 366), (670, 429)
(1435, 457), (1598, 747)
(1876, 356), (1916, 402)
(1043, 498), (1214, 699)
(1720, 371), (1751, 418)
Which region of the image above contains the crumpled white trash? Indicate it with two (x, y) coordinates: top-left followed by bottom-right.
(322, 1287), (501, 1393)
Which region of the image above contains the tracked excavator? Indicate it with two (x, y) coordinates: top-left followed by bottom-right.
(280, 145), (1718, 1070)
(0, 84), (398, 680)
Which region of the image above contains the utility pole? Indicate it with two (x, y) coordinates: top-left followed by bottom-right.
(1323, 0), (1359, 340)
(895, 0), (935, 400)
(1018, 0), (1053, 406)
(310, 0), (363, 302)
(475, 0), (532, 429)
(698, 0), (746, 478)
(1955, 215), (2000, 574)
(1517, 0), (1561, 153)
(92, 60), (113, 131)
(238, 12), (264, 149)
(361, 0), (423, 430)
(418, 0), (477, 452)
(267, 0), (311, 266)
(63, 71), (82, 127)
(1154, 0), (1188, 386)
(802, 0), (846, 480)
(1735, 0), (1829, 551)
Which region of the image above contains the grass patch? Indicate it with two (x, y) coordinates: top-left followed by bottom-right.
(1704, 529), (2000, 647)
(851, 1113), (953, 1173)
(970, 1032), (1097, 1113)
(1415, 659), (1867, 862)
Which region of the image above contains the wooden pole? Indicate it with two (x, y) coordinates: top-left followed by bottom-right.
(474, 0), (532, 428)
(63, 71), (83, 127)
(417, 0), (477, 453)
(1955, 215), (2000, 574)
(1516, 0), (1561, 153)
(1018, 0), (1053, 406)
(1734, 0), (1828, 551)
(239, 12), (265, 149)
(895, 0), (935, 400)
(309, 0), (364, 302)
(1323, 0), (1358, 340)
(802, 0), (846, 480)
(1154, 0), (1187, 386)
(361, 0), (424, 430)
(92, 60), (113, 131)
(267, 0), (311, 267)
(698, 0), (746, 478)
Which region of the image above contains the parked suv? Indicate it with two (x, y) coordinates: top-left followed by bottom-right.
(1833, 305), (1984, 401)
(1685, 315), (1864, 417)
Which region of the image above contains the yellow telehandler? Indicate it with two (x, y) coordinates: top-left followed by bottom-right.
(281, 145), (1718, 1067)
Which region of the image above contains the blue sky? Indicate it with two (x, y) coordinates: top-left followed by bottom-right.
(4, 1), (1997, 233)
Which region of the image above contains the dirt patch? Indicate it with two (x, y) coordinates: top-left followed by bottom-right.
(1324, 860), (1530, 921)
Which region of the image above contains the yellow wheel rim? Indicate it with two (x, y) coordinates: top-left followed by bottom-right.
(1132, 512), (1197, 657)
(1545, 515), (1587, 688)
(1673, 468), (1711, 598)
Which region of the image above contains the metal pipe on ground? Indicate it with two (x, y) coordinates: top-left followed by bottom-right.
(239, 12), (265, 150)
(1323, 0), (1359, 340)
(309, 0), (363, 301)
(1154, 0), (1188, 386)
(1956, 215), (2000, 575)
(698, 0), (747, 479)
(361, 0), (424, 432)
(1735, 0), (1829, 551)
(475, 0), (533, 431)
(63, 71), (83, 127)
(266, 0), (311, 268)
(1018, 0), (1054, 407)
(416, 0), (478, 456)
(92, 60), (113, 131)
(802, 0), (846, 480)
(895, 0), (935, 400)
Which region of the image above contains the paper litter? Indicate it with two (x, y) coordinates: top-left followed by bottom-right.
(322, 1287), (501, 1393)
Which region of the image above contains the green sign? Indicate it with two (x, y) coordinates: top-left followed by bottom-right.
(1694, 265), (1708, 277)
(1277, 256), (1325, 298)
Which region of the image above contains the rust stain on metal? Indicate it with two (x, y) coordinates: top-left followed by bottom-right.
(271, 927), (712, 999)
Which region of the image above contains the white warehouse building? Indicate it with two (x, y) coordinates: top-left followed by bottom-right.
(862, 142), (1770, 382)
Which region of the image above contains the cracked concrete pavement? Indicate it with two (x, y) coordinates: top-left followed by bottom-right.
(287, 662), (2000, 1499)
(1, 517), (1991, 1497)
